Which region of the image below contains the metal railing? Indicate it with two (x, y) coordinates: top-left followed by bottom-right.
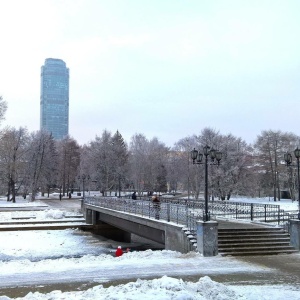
(159, 197), (295, 226)
(84, 196), (295, 230)
(84, 196), (198, 232)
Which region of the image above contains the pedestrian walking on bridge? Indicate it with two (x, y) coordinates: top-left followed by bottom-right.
(152, 193), (160, 220)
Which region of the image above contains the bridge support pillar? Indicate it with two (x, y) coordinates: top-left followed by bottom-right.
(289, 219), (300, 250)
(85, 209), (99, 225)
(85, 209), (94, 224)
(196, 221), (218, 257)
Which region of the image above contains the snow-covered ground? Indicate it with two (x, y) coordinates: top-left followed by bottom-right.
(229, 195), (298, 208)
(0, 196), (299, 299)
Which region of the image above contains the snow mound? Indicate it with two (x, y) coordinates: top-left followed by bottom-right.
(40, 209), (65, 219)
(8, 276), (243, 300)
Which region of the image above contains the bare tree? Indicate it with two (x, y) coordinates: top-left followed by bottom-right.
(129, 134), (149, 195)
(26, 131), (58, 201)
(189, 128), (222, 200)
(254, 130), (298, 201)
(187, 128), (253, 200)
(0, 96), (7, 125)
(85, 130), (115, 196)
(215, 134), (252, 200)
(129, 135), (169, 195)
(170, 137), (196, 197)
(0, 127), (29, 202)
(56, 136), (81, 196)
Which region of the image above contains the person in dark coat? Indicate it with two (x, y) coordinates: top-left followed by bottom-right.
(131, 191), (137, 200)
(115, 246), (123, 257)
(152, 193), (160, 219)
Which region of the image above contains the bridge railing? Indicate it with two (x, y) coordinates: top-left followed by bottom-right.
(84, 196), (293, 231)
(159, 197), (292, 225)
(84, 196), (198, 232)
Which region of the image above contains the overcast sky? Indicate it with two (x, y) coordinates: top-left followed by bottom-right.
(0, 0), (299, 147)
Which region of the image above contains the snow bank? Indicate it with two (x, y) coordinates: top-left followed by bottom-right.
(4, 275), (299, 300)
(2, 276), (242, 300)
(40, 209), (65, 219)
(0, 249), (267, 275)
(0, 209), (82, 221)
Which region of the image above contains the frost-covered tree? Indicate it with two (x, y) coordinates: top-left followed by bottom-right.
(0, 96), (7, 125)
(0, 127), (29, 202)
(85, 130), (115, 195)
(147, 138), (169, 193)
(254, 130), (299, 201)
(26, 130), (58, 201)
(129, 134), (148, 194)
(170, 137), (196, 197)
(214, 134), (252, 200)
(57, 136), (81, 196)
(155, 164), (168, 193)
(129, 134), (169, 194)
(188, 128), (222, 200)
(111, 130), (129, 196)
(187, 128), (253, 200)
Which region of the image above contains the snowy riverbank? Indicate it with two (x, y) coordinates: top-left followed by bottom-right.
(0, 196), (299, 299)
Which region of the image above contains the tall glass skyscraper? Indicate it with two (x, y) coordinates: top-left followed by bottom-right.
(40, 58), (69, 139)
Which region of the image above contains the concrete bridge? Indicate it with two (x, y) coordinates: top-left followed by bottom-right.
(82, 196), (300, 256)
(83, 196), (220, 255)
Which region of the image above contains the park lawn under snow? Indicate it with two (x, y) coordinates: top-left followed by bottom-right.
(0, 196), (299, 299)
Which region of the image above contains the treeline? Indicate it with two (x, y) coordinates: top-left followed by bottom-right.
(0, 96), (299, 201)
(1, 126), (299, 202)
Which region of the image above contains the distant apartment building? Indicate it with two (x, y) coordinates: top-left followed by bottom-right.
(40, 58), (69, 139)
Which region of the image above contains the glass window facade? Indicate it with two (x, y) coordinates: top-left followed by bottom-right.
(40, 58), (69, 139)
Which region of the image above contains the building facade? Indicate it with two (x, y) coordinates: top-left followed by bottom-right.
(40, 58), (69, 139)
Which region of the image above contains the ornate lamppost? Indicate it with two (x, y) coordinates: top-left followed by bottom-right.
(284, 148), (300, 219)
(191, 146), (222, 221)
(78, 174), (90, 198)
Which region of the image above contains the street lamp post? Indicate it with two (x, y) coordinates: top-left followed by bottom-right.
(117, 173), (121, 198)
(59, 185), (62, 201)
(78, 174), (90, 198)
(191, 146), (222, 221)
(284, 148), (300, 219)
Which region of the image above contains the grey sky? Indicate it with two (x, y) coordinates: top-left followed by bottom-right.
(0, 0), (299, 146)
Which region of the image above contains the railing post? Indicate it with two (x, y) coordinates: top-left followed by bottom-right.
(289, 219), (300, 250)
(167, 203), (170, 222)
(185, 205), (188, 225)
(264, 204), (267, 222)
(250, 203), (254, 221)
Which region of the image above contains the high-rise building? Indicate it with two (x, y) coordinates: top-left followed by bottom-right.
(40, 58), (69, 139)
